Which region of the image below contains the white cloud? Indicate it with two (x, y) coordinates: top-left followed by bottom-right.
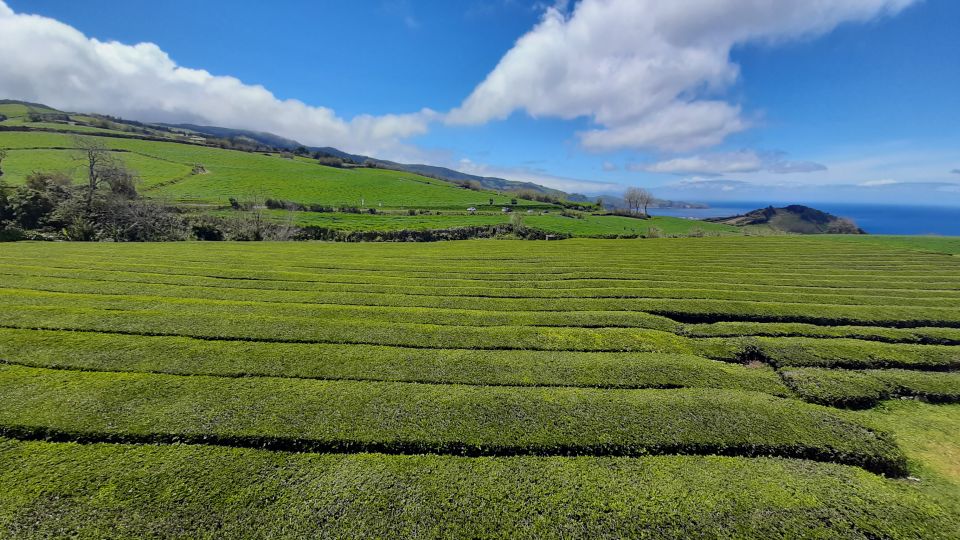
(0, 2), (435, 158)
(655, 177), (960, 206)
(601, 161), (617, 172)
(645, 150), (827, 176)
(858, 179), (898, 187)
(447, 0), (916, 152)
(456, 158), (621, 194)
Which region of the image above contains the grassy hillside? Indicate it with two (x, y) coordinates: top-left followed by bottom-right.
(0, 132), (532, 209)
(709, 205), (863, 234)
(0, 101), (759, 239)
(0, 236), (957, 536)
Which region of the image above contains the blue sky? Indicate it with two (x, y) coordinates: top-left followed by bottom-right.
(1, 0), (958, 205)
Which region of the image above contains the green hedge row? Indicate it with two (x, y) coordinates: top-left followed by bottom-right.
(686, 323), (960, 345)
(0, 328), (790, 395)
(0, 439), (952, 539)
(4, 277), (960, 328)
(781, 368), (960, 408)
(3, 264), (958, 308)
(0, 289), (683, 332)
(6, 248), (957, 284)
(0, 306), (693, 352)
(0, 365), (906, 475)
(754, 337), (960, 370)
(6, 256), (960, 288)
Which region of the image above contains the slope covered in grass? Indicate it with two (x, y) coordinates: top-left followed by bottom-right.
(0, 132), (532, 209)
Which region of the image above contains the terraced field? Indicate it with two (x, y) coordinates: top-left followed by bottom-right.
(0, 237), (958, 537)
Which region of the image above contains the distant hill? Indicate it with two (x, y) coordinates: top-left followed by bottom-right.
(163, 123), (579, 200)
(705, 205), (865, 234)
(0, 101), (580, 202)
(161, 123), (303, 150)
(595, 193), (708, 211)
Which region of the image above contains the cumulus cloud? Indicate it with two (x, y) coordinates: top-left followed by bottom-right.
(447, 0), (916, 152)
(644, 150), (827, 176)
(0, 2), (436, 158)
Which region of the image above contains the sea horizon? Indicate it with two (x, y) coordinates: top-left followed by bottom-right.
(648, 201), (960, 236)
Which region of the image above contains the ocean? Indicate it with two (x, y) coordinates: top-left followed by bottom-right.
(648, 202), (960, 236)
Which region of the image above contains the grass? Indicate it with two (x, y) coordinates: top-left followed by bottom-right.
(208, 209), (745, 238)
(0, 132), (537, 209)
(0, 128), (775, 237)
(236, 209), (512, 231)
(854, 402), (960, 521)
(0, 237), (957, 535)
(523, 213), (741, 237)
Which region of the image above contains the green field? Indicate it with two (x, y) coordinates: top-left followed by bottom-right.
(0, 237), (957, 537)
(208, 208), (743, 238)
(0, 131), (534, 209)
(0, 115), (760, 238)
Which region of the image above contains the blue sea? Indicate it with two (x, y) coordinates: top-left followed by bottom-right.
(648, 202), (960, 236)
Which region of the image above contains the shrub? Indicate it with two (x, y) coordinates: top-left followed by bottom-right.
(0, 440), (948, 538)
(0, 364), (907, 475)
(781, 367), (960, 408)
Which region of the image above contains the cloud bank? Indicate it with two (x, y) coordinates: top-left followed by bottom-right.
(0, 1), (435, 157)
(658, 178), (960, 205)
(643, 150), (827, 176)
(447, 0), (916, 152)
(456, 159), (622, 194)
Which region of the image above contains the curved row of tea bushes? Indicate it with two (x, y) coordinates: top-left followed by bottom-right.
(781, 368), (960, 408)
(0, 328), (790, 395)
(752, 337), (960, 370)
(3, 265), (959, 307)
(0, 289), (682, 332)
(3, 277), (959, 327)
(0, 306), (693, 352)
(0, 439), (952, 539)
(686, 323), (960, 345)
(0, 365), (906, 475)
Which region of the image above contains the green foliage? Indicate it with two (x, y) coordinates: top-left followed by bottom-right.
(1, 440), (953, 539)
(782, 368), (960, 408)
(755, 337), (960, 370)
(0, 364), (906, 474)
(0, 235), (956, 535)
(0, 328), (788, 395)
(686, 322), (960, 345)
(0, 132), (535, 209)
(524, 214), (740, 237)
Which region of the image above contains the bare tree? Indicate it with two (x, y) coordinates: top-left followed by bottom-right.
(624, 187), (655, 215)
(637, 188), (654, 216)
(74, 136), (115, 210)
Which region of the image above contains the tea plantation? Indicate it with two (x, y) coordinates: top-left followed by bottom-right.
(0, 237), (957, 537)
